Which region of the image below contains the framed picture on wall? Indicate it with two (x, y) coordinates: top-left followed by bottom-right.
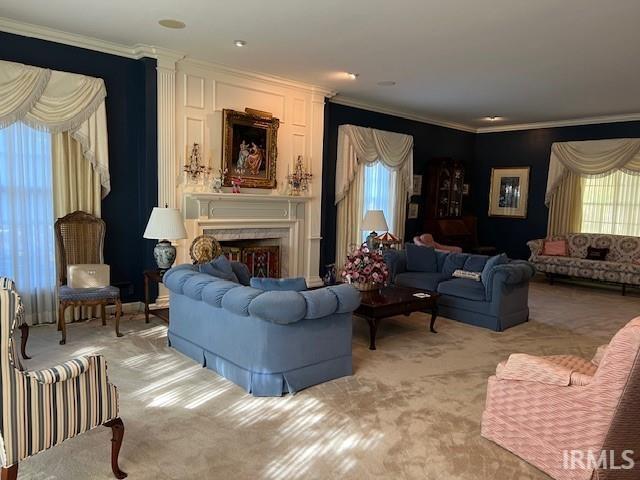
(488, 167), (530, 218)
(408, 203), (419, 219)
(222, 109), (279, 189)
(412, 175), (423, 196)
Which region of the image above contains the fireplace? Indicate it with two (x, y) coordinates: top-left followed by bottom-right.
(219, 239), (280, 278)
(182, 192), (321, 285)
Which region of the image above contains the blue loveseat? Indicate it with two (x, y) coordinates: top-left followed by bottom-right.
(163, 264), (361, 396)
(384, 246), (535, 331)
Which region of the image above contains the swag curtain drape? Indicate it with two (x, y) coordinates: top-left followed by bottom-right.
(545, 138), (640, 236)
(335, 124), (413, 267)
(0, 60), (111, 197)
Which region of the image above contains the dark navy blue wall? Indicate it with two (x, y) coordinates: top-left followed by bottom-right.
(321, 101), (476, 273)
(473, 121), (640, 259)
(0, 31), (157, 302)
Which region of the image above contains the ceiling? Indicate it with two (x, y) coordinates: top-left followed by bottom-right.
(2, 0), (640, 131)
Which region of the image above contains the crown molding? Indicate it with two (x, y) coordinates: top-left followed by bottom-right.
(178, 57), (336, 97)
(330, 95), (477, 133)
(476, 113), (640, 133)
(0, 16), (186, 65)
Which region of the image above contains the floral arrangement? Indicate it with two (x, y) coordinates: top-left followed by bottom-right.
(341, 243), (389, 291)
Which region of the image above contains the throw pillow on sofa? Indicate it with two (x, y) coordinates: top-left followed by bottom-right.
(481, 253), (508, 285)
(542, 239), (567, 256)
(405, 243), (438, 272)
(442, 253), (469, 276)
(452, 269), (481, 281)
(586, 246), (609, 261)
(199, 255), (239, 283)
(250, 277), (307, 292)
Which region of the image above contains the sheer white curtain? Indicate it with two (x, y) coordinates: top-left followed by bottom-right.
(581, 170), (640, 236)
(361, 162), (398, 242)
(0, 122), (57, 324)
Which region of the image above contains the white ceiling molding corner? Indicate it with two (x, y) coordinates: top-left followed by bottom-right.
(0, 15), (187, 65)
(476, 113), (640, 134)
(330, 95), (477, 133)
(178, 57), (336, 98)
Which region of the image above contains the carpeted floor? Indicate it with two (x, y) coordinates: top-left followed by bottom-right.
(16, 278), (640, 480)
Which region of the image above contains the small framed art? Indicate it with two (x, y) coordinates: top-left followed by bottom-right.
(488, 167), (530, 218)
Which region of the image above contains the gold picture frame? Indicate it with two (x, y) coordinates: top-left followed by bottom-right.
(222, 109), (279, 189)
(488, 166), (530, 218)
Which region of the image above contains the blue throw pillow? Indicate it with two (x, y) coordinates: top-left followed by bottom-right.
(230, 262), (251, 286)
(198, 255), (239, 283)
(250, 277), (307, 292)
(442, 253), (470, 276)
(464, 255), (489, 273)
(481, 253), (508, 285)
(405, 243), (438, 272)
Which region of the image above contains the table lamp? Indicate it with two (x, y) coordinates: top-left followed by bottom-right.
(362, 210), (388, 250)
(143, 206), (188, 270)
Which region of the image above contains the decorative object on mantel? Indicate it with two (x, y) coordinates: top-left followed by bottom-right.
(341, 243), (389, 291)
(143, 206), (188, 269)
(488, 166), (530, 218)
(210, 168), (227, 193)
(222, 108), (279, 189)
(231, 176), (242, 193)
(287, 155), (313, 196)
(362, 210), (389, 251)
(189, 234), (222, 265)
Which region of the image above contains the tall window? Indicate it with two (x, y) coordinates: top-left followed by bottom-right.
(581, 170), (640, 236)
(361, 161), (397, 241)
(0, 122), (57, 324)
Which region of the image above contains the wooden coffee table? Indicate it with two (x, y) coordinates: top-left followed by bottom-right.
(355, 286), (440, 350)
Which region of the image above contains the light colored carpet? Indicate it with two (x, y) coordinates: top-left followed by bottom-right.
(16, 279), (640, 480)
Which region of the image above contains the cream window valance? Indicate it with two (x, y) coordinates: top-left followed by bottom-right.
(0, 60), (111, 196)
(335, 124), (414, 205)
(545, 138), (640, 205)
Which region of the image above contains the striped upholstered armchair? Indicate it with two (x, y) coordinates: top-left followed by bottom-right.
(482, 317), (640, 480)
(0, 284), (126, 479)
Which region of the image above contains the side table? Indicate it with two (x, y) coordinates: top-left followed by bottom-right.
(144, 269), (170, 323)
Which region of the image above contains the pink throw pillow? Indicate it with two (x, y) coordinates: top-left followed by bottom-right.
(542, 239), (567, 256)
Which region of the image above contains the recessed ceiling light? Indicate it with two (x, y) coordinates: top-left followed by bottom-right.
(158, 19), (186, 29)
(377, 80), (396, 87)
(234, 40), (247, 47)
(347, 72), (359, 80)
(486, 116), (502, 121)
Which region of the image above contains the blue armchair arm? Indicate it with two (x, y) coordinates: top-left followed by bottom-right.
(485, 261), (536, 301)
(383, 249), (407, 282)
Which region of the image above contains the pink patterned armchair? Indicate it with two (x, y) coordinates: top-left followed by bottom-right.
(481, 317), (640, 480)
(413, 233), (463, 253)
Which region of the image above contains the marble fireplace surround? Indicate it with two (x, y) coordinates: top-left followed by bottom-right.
(181, 192), (321, 286)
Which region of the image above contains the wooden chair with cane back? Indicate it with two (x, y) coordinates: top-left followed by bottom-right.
(55, 211), (122, 345)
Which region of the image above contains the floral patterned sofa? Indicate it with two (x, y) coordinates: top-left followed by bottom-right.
(527, 233), (640, 294)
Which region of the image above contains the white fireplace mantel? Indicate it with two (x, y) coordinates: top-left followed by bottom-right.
(181, 192), (322, 286)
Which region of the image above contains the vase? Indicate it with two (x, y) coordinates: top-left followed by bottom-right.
(353, 281), (380, 292)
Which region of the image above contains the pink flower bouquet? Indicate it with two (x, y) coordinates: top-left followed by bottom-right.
(342, 244), (389, 291)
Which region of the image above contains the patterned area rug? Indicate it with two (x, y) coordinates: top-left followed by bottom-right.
(17, 279), (640, 479)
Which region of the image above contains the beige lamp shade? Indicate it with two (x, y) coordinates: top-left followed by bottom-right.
(143, 207), (187, 240)
(362, 210), (388, 232)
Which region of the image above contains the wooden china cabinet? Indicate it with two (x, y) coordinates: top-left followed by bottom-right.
(424, 158), (465, 222)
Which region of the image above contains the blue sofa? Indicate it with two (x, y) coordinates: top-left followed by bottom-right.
(384, 246), (535, 331)
(162, 264), (361, 397)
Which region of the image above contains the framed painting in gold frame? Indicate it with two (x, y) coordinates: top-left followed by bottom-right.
(488, 167), (530, 218)
(222, 109), (279, 189)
